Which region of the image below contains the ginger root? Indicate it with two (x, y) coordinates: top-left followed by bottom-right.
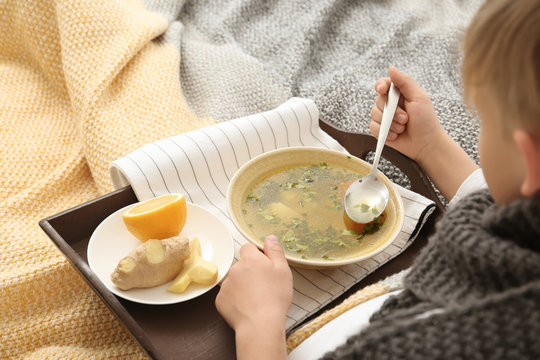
(111, 236), (190, 290)
(167, 237), (218, 293)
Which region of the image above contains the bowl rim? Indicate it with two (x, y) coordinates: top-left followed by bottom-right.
(226, 146), (405, 268)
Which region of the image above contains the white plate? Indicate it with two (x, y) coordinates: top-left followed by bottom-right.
(87, 202), (234, 305)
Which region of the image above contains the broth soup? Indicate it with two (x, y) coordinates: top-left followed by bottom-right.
(242, 162), (396, 262)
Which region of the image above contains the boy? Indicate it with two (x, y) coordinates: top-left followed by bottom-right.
(215, 0), (540, 358)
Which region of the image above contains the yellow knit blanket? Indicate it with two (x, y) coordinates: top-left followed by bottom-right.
(0, 0), (214, 358)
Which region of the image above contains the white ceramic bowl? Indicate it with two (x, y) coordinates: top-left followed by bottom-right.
(227, 147), (404, 268)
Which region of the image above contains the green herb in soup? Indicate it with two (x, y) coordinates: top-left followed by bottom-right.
(242, 163), (387, 261)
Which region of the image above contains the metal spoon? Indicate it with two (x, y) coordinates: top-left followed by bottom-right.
(344, 82), (401, 223)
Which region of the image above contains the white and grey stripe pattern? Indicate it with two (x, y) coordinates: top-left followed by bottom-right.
(109, 97), (435, 330)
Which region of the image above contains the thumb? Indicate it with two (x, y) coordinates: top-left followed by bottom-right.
(388, 66), (426, 102)
(263, 235), (288, 267)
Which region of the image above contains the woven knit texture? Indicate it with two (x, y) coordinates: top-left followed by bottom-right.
(148, 0), (484, 191)
(321, 190), (540, 359)
(0, 0), (214, 358)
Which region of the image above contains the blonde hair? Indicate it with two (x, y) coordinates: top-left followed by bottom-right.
(462, 0), (540, 131)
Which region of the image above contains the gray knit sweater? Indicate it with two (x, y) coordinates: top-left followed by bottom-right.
(322, 189), (540, 359)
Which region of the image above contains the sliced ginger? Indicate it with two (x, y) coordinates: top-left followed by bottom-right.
(145, 239), (166, 263)
(111, 236), (190, 291)
(167, 237), (218, 293)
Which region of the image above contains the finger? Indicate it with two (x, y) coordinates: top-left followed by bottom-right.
(370, 106), (382, 123)
(394, 109), (408, 125)
(387, 131), (398, 141)
(390, 122), (405, 134)
(369, 119), (380, 137)
(375, 96), (408, 116)
(371, 105), (408, 130)
(370, 120), (399, 141)
(370, 107), (407, 134)
(374, 77), (391, 95)
(375, 94), (387, 111)
(239, 242), (259, 259)
(388, 67), (426, 102)
(263, 235), (288, 268)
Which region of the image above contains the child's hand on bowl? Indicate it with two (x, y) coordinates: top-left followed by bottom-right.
(216, 235), (292, 359)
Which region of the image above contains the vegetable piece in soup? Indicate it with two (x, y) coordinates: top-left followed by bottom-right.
(242, 163), (387, 261)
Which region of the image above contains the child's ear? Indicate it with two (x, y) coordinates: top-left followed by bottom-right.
(514, 130), (540, 197)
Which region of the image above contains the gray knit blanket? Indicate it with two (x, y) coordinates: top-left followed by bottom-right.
(145, 0), (483, 180)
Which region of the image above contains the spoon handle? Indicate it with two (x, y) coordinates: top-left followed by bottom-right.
(371, 82), (401, 174)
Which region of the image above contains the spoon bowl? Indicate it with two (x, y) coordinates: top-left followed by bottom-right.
(344, 83), (401, 223)
(344, 173), (389, 223)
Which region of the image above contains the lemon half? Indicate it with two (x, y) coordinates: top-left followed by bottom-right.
(122, 193), (187, 241)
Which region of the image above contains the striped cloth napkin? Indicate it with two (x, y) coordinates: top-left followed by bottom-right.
(109, 97), (436, 330)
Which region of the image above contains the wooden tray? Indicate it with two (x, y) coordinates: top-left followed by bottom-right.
(39, 119), (443, 360)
